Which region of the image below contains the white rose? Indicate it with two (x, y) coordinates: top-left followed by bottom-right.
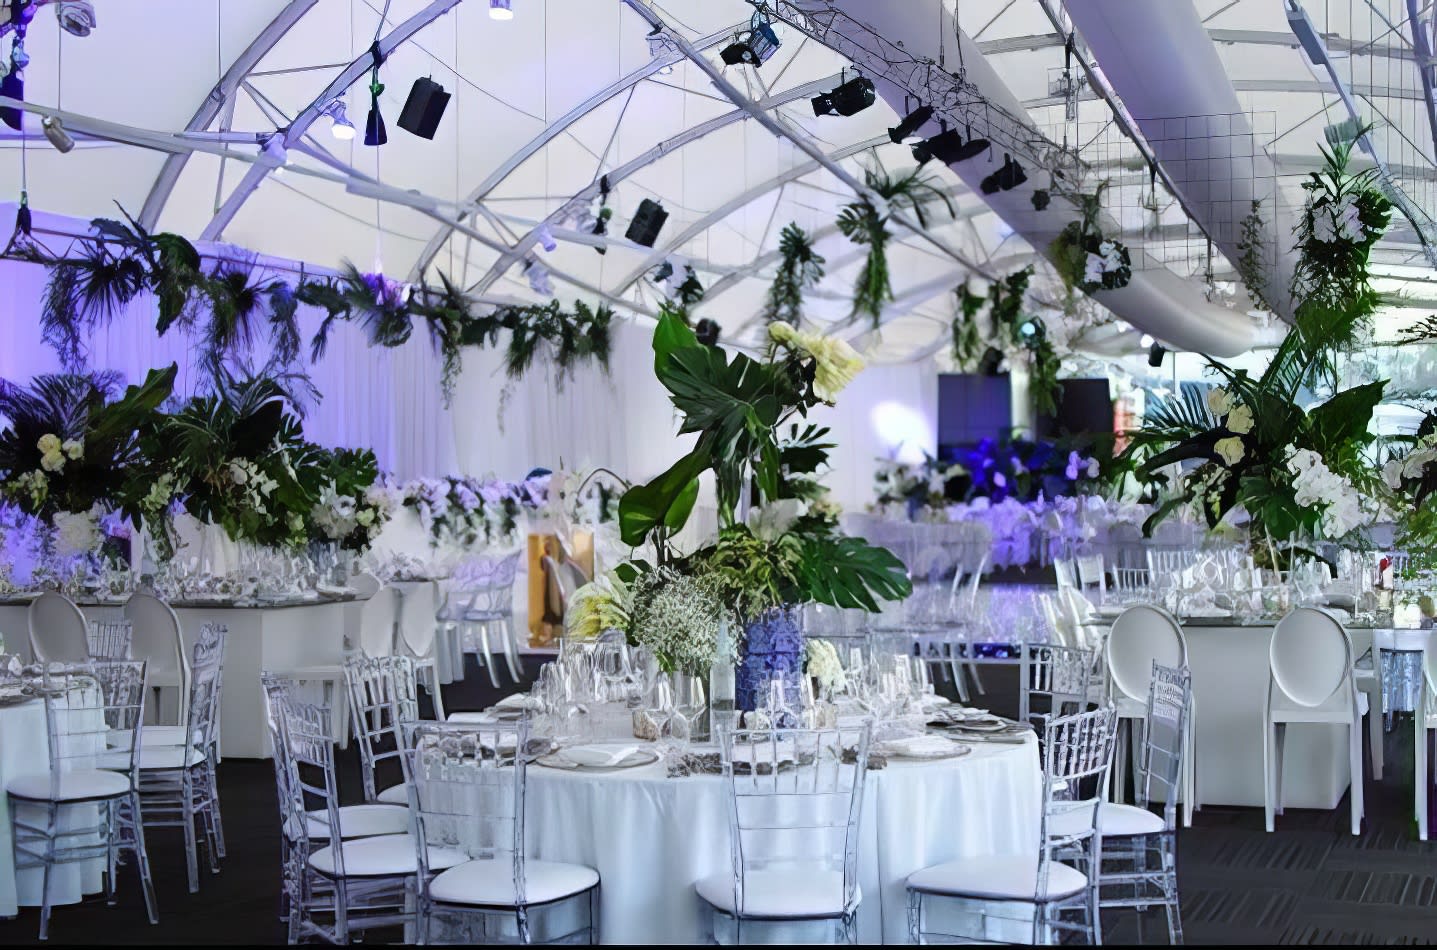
(36, 433), (61, 456)
(1226, 404), (1254, 435)
(1214, 436), (1245, 467)
(1207, 388), (1235, 416)
(228, 461), (249, 486)
(61, 439), (83, 461)
(40, 451), (64, 473)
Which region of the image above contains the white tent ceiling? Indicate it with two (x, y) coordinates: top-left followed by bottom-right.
(2, 0), (1435, 361)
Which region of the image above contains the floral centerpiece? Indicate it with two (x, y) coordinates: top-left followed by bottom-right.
(569, 313), (910, 705)
(307, 448), (389, 553)
(872, 456), (965, 519)
(1048, 183), (1132, 293)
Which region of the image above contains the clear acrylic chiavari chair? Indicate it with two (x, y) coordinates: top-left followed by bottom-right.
(1019, 643), (1094, 735)
(86, 620), (133, 660)
(697, 723), (873, 945)
(400, 720), (599, 944)
(6, 660), (158, 939)
(907, 704), (1118, 945)
(344, 654), (421, 806)
(261, 675), (433, 944)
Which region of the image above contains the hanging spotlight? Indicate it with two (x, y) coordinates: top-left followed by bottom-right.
(888, 104), (933, 144)
(54, 1), (97, 37)
(811, 74), (875, 117)
(0, 29), (29, 132)
(1148, 342), (1167, 368)
(42, 115), (74, 153)
(625, 198), (669, 248)
(489, 0), (514, 21)
(326, 100), (355, 140)
(647, 28), (674, 75)
(980, 154), (1026, 194)
(363, 44), (387, 147)
(912, 127), (963, 166)
(720, 11), (781, 67)
(524, 258), (553, 296)
(1139, 333), (1154, 349)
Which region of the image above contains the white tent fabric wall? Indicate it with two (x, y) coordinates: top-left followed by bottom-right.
(0, 256), (457, 480)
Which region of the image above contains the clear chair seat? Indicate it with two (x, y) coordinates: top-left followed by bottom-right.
(286, 803), (411, 841)
(307, 833), (467, 877)
(7, 769), (132, 801)
(138, 724), (190, 746)
(429, 858), (599, 907)
(696, 870), (858, 918)
(1049, 802), (1165, 839)
(96, 745), (208, 771)
(376, 783), (409, 805)
(907, 856), (1088, 901)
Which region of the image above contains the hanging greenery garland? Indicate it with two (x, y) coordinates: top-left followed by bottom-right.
(836, 167), (954, 328)
(949, 266), (1063, 416)
(1235, 198), (1272, 313)
(6, 207), (617, 406)
(762, 222), (825, 327)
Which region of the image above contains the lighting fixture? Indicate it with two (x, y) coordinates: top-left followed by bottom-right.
(1017, 319), (1042, 347)
(42, 115), (74, 153)
(54, 1), (96, 37)
(535, 224), (557, 253)
(1030, 189), (1051, 211)
(695, 318), (721, 346)
(0, 34), (27, 132)
(980, 154), (1026, 194)
(489, 0), (513, 21)
(258, 132), (287, 168)
(326, 100), (355, 140)
(811, 74), (875, 117)
(888, 104), (933, 144)
(625, 198), (669, 248)
(647, 28), (674, 75)
(397, 77), (450, 140)
(1139, 333), (1154, 349)
(914, 127), (988, 166)
(524, 258), (553, 296)
(1148, 343), (1167, 368)
(363, 43), (386, 147)
(651, 260), (675, 283)
(977, 346), (1005, 377)
(720, 11), (780, 67)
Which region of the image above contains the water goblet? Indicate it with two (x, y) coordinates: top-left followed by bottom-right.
(671, 673), (706, 750)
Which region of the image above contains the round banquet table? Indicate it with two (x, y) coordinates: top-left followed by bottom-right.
(0, 699), (106, 918)
(521, 735), (1041, 944)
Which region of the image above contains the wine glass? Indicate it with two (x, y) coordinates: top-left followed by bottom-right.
(644, 673), (674, 746)
(593, 637), (630, 704)
(670, 674), (706, 751)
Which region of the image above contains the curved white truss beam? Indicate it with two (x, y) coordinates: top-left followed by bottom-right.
(406, 19), (747, 282)
(465, 71), (846, 295)
(138, 0), (319, 230)
(199, 0), (461, 242)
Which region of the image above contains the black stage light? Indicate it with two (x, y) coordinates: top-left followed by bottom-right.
(1148, 342), (1167, 368)
(811, 75), (875, 117)
(720, 14), (780, 66)
(951, 136), (990, 161)
(1031, 189), (1051, 211)
(888, 104), (933, 143)
(978, 346), (1005, 376)
(981, 154), (1026, 194)
(397, 76), (450, 140)
(695, 318), (721, 346)
(912, 128), (964, 166)
(624, 198), (669, 247)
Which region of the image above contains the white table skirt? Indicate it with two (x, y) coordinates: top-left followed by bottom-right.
(522, 737), (1041, 944)
(0, 700), (106, 917)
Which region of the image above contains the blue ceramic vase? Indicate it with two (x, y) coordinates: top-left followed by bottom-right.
(735, 605), (804, 712)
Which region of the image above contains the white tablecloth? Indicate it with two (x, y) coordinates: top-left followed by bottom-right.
(523, 737), (1041, 944)
(0, 700), (106, 917)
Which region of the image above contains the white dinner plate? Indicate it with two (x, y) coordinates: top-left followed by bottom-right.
(536, 747), (660, 771)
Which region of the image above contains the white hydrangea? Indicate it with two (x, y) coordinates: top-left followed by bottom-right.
(1207, 387), (1235, 416)
(1214, 436), (1245, 467)
(1226, 403), (1254, 435)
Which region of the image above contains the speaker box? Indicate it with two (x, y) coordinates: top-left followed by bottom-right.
(625, 198), (669, 247)
(397, 77), (450, 140)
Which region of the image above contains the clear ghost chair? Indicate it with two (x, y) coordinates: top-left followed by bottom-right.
(1092, 662), (1188, 943)
(6, 660), (158, 939)
(344, 654), (421, 806)
(401, 720), (600, 944)
(458, 551), (524, 688)
(261, 675), (440, 944)
(1019, 643), (1094, 735)
(697, 723), (873, 944)
(907, 704), (1118, 945)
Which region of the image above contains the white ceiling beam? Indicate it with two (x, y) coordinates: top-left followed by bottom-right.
(138, 0), (319, 230)
(199, 0), (461, 242)
(977, 27), (1418, 61)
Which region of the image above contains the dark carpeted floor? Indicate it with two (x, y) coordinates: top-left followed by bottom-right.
(3, 655), (1437, 945)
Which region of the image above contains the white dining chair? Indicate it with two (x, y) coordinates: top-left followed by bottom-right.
(125, 590), (191, 726)
(27, 590), (89, 663)
(1105, 604), (1196, 826)
(1264, 606), (1366, 836)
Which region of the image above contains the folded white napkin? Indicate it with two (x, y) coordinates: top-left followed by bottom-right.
(881, 734), (958, 757)
(494, 693), (530, 709)
(562, 744), (638, 768)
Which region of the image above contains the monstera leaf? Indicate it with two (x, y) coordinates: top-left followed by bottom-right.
(793, 534), (912, 612)
(618, 444), (707, 548)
